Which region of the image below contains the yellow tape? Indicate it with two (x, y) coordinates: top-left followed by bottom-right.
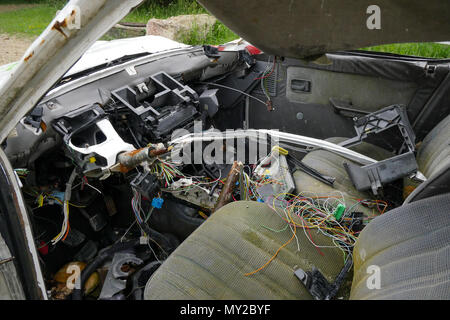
(272, 146), (289, 156)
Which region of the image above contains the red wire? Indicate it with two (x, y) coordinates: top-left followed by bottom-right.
(254, 57), (277, 80)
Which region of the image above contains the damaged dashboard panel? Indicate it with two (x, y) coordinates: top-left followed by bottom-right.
(111, 71), (200, 142)
(52, 104), (135, 179)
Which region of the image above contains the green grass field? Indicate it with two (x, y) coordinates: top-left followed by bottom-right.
(0, 0), (448, 57)
(0, 4), (58, 37)
(124, 0), (208, 21)
(362, 43), (450, 59)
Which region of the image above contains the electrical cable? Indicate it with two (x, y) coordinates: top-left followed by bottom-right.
(196, 81), (268, 107)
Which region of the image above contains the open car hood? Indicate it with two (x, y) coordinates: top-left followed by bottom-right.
(0, 0), (144, 143)
(198, 0), (450, 59)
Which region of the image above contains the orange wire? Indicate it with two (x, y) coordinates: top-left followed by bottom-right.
(61, 202), (70, 241)
(244, 194), (385, 276)
(244, 210), (297, 276)
(62, 221), (70, 241)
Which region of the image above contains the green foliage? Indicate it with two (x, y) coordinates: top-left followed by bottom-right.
(139, 0), (202, 12)
(177, 21), (238, 45)
(124, 0), (206, 22)
(362, 43), (450, 59)
(0, 0), (65, 6)
(0, 5), (59, 36)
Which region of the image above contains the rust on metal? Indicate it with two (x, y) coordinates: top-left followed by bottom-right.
(39, 121), (47, 132)
(149, 148), (168, 157)
(213, 161), (243, 213)
(52, 20), (68, 38)
(118, 164), (132, 174)
(126, 148), (143, 157)
(24, 51), (34, 62)
(117, 146), (168, 173)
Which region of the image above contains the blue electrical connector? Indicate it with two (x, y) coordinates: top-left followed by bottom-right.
(151, 197), (164, 209)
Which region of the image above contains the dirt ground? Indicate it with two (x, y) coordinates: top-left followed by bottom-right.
(0, 4), (37, 13)
(0, 4), (36, 65)
(0, 33), (34, 65)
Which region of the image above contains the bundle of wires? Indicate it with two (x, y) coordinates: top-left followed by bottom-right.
(149, 158), (186, 188)
(51, 169), (78, 245)
(14, 168), (29, 179)
(51, 201), (70, 245)
(242, 159), (388, 277)
(239, 171), (285, 201)
(264, 191), (388, 263)
(131, 188), (155, 225)
(150, 158), (225, 194)
(130, 187), (171, 258)
(256, 56), (277, 104)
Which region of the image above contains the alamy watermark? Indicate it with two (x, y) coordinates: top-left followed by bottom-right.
(367, 5), (381, 30)
(170, 121), (279, 165)
(66, 264), (81, 290)
(366, 265), (381, 290)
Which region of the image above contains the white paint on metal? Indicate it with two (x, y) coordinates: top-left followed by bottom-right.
(0, 148), (47, 299)
(67, 118), (135, 175)
(171, 129), (377, 165)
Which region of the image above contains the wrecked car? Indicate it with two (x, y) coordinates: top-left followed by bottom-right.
(0, 0), (449, 300)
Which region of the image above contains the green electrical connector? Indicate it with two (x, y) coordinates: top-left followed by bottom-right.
(333, 203), (346, 220)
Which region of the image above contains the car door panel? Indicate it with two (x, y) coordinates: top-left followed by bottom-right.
(248, 53), (450, 140)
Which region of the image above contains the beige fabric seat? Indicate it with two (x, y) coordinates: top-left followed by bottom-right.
(144, 201), (345, 300)
(293, 138), (392, 216)
(144, 115), (450, 300)
(350, 192), (450, 299)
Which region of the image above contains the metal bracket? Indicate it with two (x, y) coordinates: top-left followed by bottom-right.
(339, 104), (416, 153)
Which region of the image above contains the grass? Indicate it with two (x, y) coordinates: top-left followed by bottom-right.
(123, 0), (208, 22)
(363, 43), (450, 59)
(0, 4), (59, 37)
(0, 0), (448, 56)
(177, 20), (237, 45)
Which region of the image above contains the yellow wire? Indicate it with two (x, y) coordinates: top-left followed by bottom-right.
(45, 195), (87, 208)
(52, 201), (69, 242)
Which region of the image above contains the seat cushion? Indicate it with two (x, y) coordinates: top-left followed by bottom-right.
(350, 193), (450, 300)
(293, 137), (392, 216)
(144, 201), (345, 300)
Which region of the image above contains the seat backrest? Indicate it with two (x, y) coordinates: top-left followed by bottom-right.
(405, 162), (450, 204)
(405, 114), (450, 203)
(416, 114), (450, 178)
(350, 193), (450, 300)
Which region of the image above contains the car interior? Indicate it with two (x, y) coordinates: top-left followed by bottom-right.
(1, 43), (449, 299)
